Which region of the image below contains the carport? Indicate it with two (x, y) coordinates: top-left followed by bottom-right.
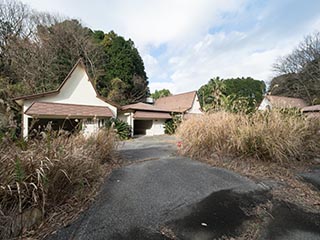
(133, 120), (153, 135)
(133, 111), (172, 136)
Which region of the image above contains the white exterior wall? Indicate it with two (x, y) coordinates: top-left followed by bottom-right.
(23, 66), (117, 116)
(82, 120), (99, 137)
(187, 95), (202, 114)
(22, 65), (117, 138)
(118, 112), (134, 137)
(258, 98), (271, 110)
(23, 112), (30, 138)
(146, 119), (166, 136)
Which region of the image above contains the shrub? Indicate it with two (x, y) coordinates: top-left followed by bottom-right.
(164, 115), (181, 135)
(105, 118), (131, 140)
(0, 129), (117, 238)
(177, 111), (320, 162)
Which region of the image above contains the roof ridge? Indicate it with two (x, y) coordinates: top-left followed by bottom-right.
(156, 90), (197, 100)
(267, 95), (305, 100)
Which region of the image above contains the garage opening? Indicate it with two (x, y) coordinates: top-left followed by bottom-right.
(134, 120), (152, 135)
(28, 118), (82, 136)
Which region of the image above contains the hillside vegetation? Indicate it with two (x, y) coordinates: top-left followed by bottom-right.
(0, 0), (148, 106)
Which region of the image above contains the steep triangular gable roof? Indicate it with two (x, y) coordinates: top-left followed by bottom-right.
(154, 91), (197, 113)
(13, 59), (119, 108)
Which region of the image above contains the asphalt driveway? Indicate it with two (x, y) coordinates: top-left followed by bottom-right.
(48, 135), (320, 240)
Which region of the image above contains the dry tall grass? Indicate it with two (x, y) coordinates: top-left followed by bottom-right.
(177, 111), (320, 162)
(0, 129), (117, 238)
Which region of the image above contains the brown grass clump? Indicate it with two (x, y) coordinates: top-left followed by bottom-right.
(177, 111), (320, 163)
(0, 129), (117, 239)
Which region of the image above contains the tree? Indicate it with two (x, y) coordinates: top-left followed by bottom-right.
(33, 19), (104, 91)
(0, 0), (104, 97)
(198, 77), (266, 113)
(272, 32), (320, 104)
(151, 89), (171, 100)
(94, 31), (149, 104)
(0, 0), (149, 107)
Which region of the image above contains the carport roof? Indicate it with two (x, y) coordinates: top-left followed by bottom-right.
(25, 102), (114, 118)
(154, 91), (197, 113)
(133, 111), (172, 119)
(122, 102), (171, 112)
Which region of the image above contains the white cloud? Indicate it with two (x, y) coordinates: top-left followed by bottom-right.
(149, 82), (176, 94)
(161, 31), (303, 93)
(20, 0), (320, 95)
(21, 0), (246, 47)
(141, 54), (158, 79)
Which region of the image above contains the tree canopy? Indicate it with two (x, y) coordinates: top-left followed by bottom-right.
(198, 77), (266, 113)
(151, 89), (172, 100)
(271, 32), (320, 104)
(0, 0), (149, 106)
(93, 31), (149, 104)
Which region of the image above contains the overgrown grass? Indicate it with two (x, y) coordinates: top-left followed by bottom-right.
(0, 129), (117, 238)
(177, 111), (320, 162)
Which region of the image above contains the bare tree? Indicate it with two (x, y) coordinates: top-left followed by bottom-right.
(0, 0), (104, 96)
(272, 32), (320, 104)
(127, 74), (149, 103)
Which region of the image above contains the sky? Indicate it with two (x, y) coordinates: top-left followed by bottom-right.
(21, 0), (320, 94)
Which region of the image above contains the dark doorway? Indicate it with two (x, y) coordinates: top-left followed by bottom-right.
(134, 120), (152, 135)
(29, 118), (82, 136)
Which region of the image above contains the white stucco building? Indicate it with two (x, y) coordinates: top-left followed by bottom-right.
(14, 59), (118, 138)
(14, 59), (203, 138)
(119, 91), (203, 136)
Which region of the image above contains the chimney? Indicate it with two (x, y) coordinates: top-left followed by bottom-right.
(145, 97), (154, 104)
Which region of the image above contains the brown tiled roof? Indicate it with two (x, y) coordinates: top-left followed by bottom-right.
(133, 111), (172, 119)
(154, 91), (197, 113)
(266, 95), (307, 109)
(25, 102), (114, 118)
(121, 102), (170, 112)
(302, 105), (320, 112)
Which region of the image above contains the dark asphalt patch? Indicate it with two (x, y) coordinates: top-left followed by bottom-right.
(299, 169), (320, 191)
(166, 189), (270, 240)
(261, 201), (320, 240)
